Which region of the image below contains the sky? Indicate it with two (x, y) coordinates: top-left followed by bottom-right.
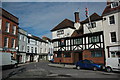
(1, 1), (106, 39)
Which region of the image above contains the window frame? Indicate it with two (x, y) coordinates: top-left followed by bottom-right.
(12, 25), (16, 35)
(5, 22), (10, 33)
(110, 32), (117, 42)
(91, 51), (102, 57)
(89, 36), (100, 44)
(109, 15), (115, 25)
(4, 37), (9, 48)
(11, 38), (15, 48)
(111, 2), (119, 8)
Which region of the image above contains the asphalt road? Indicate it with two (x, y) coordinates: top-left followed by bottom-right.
(2, 61), (120, 80)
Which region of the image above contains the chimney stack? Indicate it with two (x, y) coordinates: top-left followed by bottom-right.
(74, 12), (80, 23)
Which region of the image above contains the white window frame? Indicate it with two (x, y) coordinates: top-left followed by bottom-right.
(4, 37), (9, 48)
(12, 25), (16, 35)
(5, 22), (10, 32)
(23, 36), (26, 42)
(11, 39), (15, 48)
(111, 2), (119, 8)
(109, 15), (115, 25)
(110, 32), (117, 43)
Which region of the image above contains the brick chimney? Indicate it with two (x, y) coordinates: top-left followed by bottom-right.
(74, 11), (80, 30)
(74, 12), (80, 23)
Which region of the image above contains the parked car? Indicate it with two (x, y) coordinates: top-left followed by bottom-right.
(49, 59), (54, 63)
(75, 60), (103, 71)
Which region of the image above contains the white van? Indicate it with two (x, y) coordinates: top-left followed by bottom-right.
(0, 52), (18, 69)
(105, 46), (120, 72)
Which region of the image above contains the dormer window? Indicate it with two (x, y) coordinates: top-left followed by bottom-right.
(111, 2), (119, 8)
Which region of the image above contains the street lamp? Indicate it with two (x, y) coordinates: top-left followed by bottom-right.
(16, 47), (19, 63)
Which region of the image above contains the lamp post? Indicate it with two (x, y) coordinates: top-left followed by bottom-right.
(16, 47), (19, 64)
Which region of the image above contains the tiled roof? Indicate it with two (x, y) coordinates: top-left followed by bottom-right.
(42, 36), (52, 42)
(27, 35), (47, 42)
(71, 25), (83, 37)
(51, 19), (75, 31)
(81, 13), (102, 24)
(102, 2), (120, 16)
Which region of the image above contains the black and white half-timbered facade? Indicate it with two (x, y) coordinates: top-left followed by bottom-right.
(52, 31), (104, 64)
(51, 12), (105, 65)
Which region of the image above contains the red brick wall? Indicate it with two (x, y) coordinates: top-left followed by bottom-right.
(0, 16), (18, 59)
(82, 49), (104, 64)
(53, 52), (80, 63)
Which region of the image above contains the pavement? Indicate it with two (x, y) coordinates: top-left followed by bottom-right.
(48, 63), (76, 69)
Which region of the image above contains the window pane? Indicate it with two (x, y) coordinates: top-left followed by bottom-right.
(5, 22), (10, 32)
(116, 52), (120, 58)
(91, 51), (102, 57)
(109, 16), (115, 24)
(64, 52), (71, 57)
(111, 32), (116, 42)
(12, 26), (16, 34)
(111, 52), (116, 57)
(4, 37), (8, 47)
(57, 51), (62, 57)
(11, 39), (15, 48)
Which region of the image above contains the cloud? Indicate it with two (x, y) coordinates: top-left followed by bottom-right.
(2, 2), (106, 39)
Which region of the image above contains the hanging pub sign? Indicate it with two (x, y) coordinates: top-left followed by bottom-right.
(61, 39), (65, 46)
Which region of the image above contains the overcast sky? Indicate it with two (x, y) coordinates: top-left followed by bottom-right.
(2, 2), (106, 39)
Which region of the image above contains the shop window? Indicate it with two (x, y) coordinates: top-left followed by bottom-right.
(64, 52), (71, 57)
(57, 51), (62, 57)
(116, 52), (120, 58)
(111, 52), (116, 57)
(91, 51), (102, 57)
(111, 51), (120, 58)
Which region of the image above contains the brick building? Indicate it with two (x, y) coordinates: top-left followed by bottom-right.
(51, 11), (105, 65)
(0, 8), (19, 59)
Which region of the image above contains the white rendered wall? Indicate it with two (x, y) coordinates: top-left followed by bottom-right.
(83, 20), (103, 34)
(103, 12), (120, 60)
(52, 28), (75, 39)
